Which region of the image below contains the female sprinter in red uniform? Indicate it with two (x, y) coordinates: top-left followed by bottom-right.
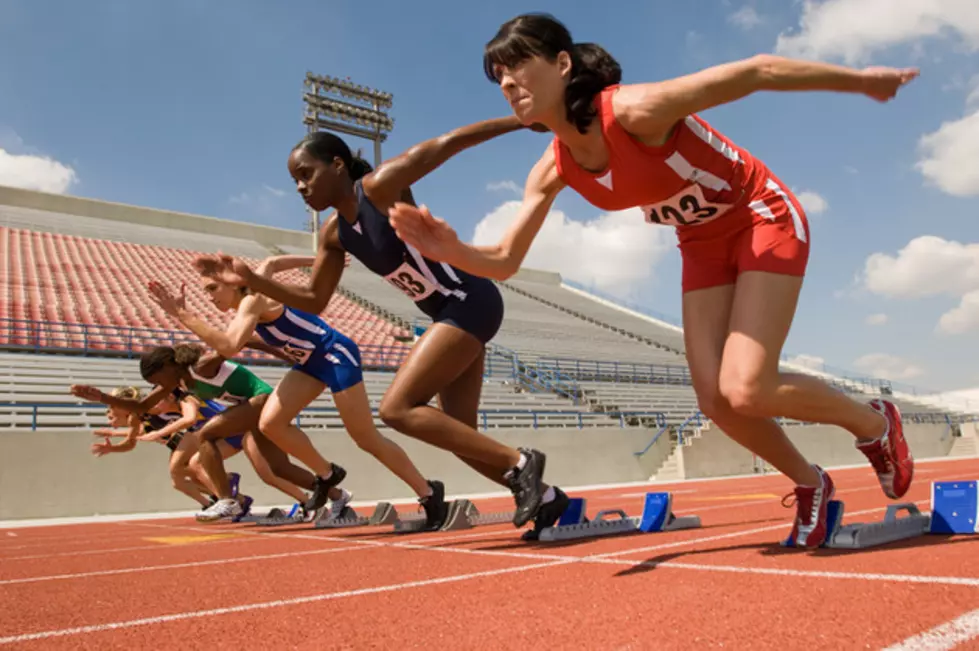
(388, 13), (918, 548)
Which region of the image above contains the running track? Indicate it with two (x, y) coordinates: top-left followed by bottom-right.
(1, 457), (977, 650)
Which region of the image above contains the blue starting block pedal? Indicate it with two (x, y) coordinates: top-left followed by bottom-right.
(931, 481), (978, 534)
(783, 480), (978, 549)
(537, 492), (701, 542)
(557, 497), (588, 526)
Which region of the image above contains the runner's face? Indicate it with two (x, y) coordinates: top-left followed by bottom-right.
(493, 52), (570, 125)
(146, 366), (181, 393)
(106, 405), (127, 427)
(288, 148), (336, 212)
(200, 276), (239, 312)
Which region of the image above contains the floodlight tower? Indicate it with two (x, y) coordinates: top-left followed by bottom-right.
(302, 72), (394, 250)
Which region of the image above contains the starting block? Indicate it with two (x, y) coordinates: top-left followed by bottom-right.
(440, 499), (515, 531)
(314, 502), (400, 529)
(783, 480), (978, 549)
(538, 492), (701, 542)
(253, 505), (307, 527)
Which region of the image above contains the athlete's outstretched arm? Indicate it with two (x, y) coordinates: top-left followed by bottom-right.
(138, 398), (199, 443)
(615, 54), (918, 141)
(70, 383), (172, 416)
(91, 414), (143, 456)
(364, 115), (535, 207)
(254, 255), (317, 278)
(240, 216), (346, 315)
(147, 281), (265, 359)
(389, 145), (565, 281)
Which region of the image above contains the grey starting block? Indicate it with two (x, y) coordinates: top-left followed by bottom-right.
(253, 506), (306, 527)
(314, 502), (400, 529)
(440, 499), (515, 531)
(829, 503), (932, 549)
(538, 492), (701, 542)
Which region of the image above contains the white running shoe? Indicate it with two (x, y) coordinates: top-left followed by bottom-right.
(196, 498), (242, 522)
(319, 488), (353, 523)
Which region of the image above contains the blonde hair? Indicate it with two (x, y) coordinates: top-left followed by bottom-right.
(110, 386), (142, 400)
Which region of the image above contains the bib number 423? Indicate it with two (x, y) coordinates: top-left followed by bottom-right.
(641, 185), (731, 227)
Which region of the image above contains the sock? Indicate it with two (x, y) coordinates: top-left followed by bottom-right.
(515, 453), (528, 471)
(541, 486), (556, 504)
(419, 485), (434, 500)
(319, 469), (333, 482)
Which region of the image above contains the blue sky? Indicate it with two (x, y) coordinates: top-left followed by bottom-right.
(1, 0), (978, 395)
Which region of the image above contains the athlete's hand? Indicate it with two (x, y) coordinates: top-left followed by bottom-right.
(91, 438), (113, 457)
(193, 254), (253, 287)
(860, 66), (919, 102)
(148, 281), (186, 317)
(388, 202), (460, 263)
(70, 384), (103, 402)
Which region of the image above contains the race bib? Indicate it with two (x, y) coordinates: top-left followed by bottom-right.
(281, 343), (313, 365)
(641, 184), (733, 227)
(384, 262), (437, 301)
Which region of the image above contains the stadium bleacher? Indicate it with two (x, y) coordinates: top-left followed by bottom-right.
(0, 186), (975, 501)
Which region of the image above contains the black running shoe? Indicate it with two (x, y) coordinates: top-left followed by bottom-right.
(522, 487), (570, 541)
(304, 463), (347, 513)
(507, 448), (546, 527)
(420, 480), (448, 531)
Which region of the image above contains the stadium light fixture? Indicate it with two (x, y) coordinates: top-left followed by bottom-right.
(301, 72), (395, 250)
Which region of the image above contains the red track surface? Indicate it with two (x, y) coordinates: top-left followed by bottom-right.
(2, 458), (978, 650)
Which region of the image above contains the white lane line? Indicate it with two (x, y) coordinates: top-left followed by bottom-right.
(882, 608), (979, 650)
(0, 559), (573, 645)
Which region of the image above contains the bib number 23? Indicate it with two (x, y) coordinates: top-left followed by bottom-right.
(384, 263), (436, 301)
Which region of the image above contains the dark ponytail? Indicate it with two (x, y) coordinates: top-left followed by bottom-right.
(173, 344), (202, 368)
(483, 13), (621, 134)
(347, 156), (374, 181)
(565, 43), (621, 134)
(139, 344), (201, 381)
(292, 131), (373, 181)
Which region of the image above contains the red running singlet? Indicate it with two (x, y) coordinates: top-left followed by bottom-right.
(553, 85), (810, 293)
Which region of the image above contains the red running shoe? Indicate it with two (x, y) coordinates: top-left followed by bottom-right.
(856, 399), (914, 499)
(784, 465), (835, 549)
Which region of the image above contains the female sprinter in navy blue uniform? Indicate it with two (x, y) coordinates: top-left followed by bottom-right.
(149, 254), (447, 529)
(197, 117), (567, 535)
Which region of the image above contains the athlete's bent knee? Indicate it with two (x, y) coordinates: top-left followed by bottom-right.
(378, 397), (410, 432)
(718, 374), (773, 417)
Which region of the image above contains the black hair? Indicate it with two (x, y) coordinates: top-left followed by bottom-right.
(139, 344), (201, 381)
(292, 132), (374, 181)
(483, 13), (622, 134)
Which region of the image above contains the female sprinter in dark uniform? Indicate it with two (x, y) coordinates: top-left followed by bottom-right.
(197, 117), (569, 535)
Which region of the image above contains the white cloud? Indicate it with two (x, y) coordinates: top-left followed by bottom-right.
(471, 201), (673, 298)
(916, 108), (979, 197)
(262, 184), (286, 197)
(860, 236), (979, 299)
(844, 165), (859, 175)
(853, 352), (924, 380)
(486, 180), (521, 195)
(965, 74), (979, 108)
(775, 0), (979, 65)
(0, 147), (77, 194)
(729, 6), (763, 29)
(796, 190), (828, 215)
(865, 313), (888, 325)
(784, 353), (826, 370)
(930, 385), (979, 411)
(937, 290), (979, 334)
(859, 235), (979, 334)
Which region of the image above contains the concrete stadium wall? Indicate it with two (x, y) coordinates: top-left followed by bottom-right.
(0, 426), (657, 520)
(678, 423), (954, 480)
(0, 185), (312, 250)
